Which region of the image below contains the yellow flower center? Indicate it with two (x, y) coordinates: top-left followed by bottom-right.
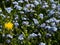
(4, 22), (13, 30)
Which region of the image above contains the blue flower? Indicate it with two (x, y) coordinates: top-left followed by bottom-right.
(6, 39), (11, 44)
(22, 21), (29, 25)
(25, 4), (30, 8)
(50, 0), (54, 3)
(14, 5), (22, 10)
(12, 1), (18, 5)
(51, 4), (56, 9)
(49, 27), (57, 32)
(25, 0), (28, 2)
(6, 34), (13, 38)
(46, 33), (51, 38)
(14, 22), (19, 28)
(40, 23), (46, 28)
(28, 33), (38, 38)
(57, 4), (60, 11)
(18, 0), (24, 3)
(34, 0), (39, 6)
(48, 10), (55, 16)
(39, 42), (46, 45)
(5, 7), (13, 13)
(18, 34), (24, 40)
(39, 13), (44, 19)
(33, 18), (39, 24)
(51, 22), (56, 27)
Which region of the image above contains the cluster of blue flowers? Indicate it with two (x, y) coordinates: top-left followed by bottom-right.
(0, 0), (60, 45)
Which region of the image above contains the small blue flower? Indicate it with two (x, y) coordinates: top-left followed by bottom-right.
(46, 20), (50, 23)
(45, 26), (51, 29)
(18, 0), (24, 3)
(49, 17), (56, 22)
(56, 20), (60, 23)
(51, 22), (56, 27)
(28, 33), (38, 38)
(39, 13), (44, 19)
(45, 4), (49, 8)
(30, 8), (35, 12)
(57, 4), (60, 11)
(30, 4), (35, 8)
(14, 22), (19, 28)
(39, 42), (46, 45)
(34, 0), (39, 6)
(33, 18), (39, 24)
(14, 5), (22, 10)
(25, 4), (30, 8)
(22, 17), (29, 20)
(12, 1), (18, 5)
(23, 7), (30, 12)
(22, 21), (29, 25)
(5, 7), (13, 13)
(6, 34), (13, 38)
(51, 4), (56, 9)
(46, 33), (51, 38)
(20, 11), (24, 14)
(50, 0), (54, 3)
(18, 34), (24, 40)
(6, 39), (11, 43)
(42, 2), (49, 8)
(25, 0), (28, 2)
(49, 27), (57, 32)
(48, 10), (55, 16)
(40, 23), (46, 28)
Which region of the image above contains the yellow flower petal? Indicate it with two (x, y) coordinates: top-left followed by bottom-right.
(4, 22), (13, 30)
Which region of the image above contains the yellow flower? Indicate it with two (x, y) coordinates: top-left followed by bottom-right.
(4, 22), (13, 30)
